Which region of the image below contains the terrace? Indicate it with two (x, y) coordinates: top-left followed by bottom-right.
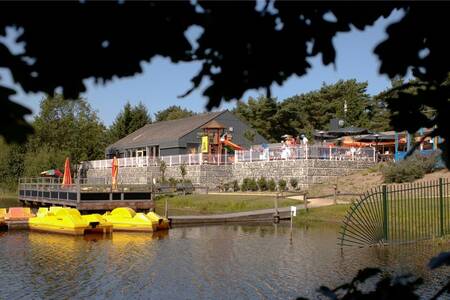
(87, 145), (376, 169)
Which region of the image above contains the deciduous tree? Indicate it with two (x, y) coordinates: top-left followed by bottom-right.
(109, 102), (151, 142)
(154, 105), (195, 122)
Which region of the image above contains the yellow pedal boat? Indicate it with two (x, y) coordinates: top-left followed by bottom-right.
(0, 208), (6, 222)
(103, 207), (158, 232)
(147, 211), (170, 231)
(0, 208), (6, 229)
(29, 207), (113, 235)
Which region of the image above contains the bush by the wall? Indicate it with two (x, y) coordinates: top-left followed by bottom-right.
(232, 180), (240, 192)
(382, 152), (440, 183)
(168, 177), (177, 187)
(223, 182), (230, 192)
(278, 179), (287, 191)
(241, 178), (250, 191)
(268, 179), (276, 191)
(257, 177), (268, 191)
(248, 178), (258, 191)
(290, 178), (298, 190)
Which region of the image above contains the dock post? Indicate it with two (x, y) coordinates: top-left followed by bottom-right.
(290, 210), (293, 243)
(333, 181), (337, 205)
(304, 193), (308, 212)
(164, 198), (168, 218)
(274, 196), (279, 221)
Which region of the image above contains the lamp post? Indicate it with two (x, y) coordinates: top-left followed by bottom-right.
(318, 130), (325, 145)
(374, 133), (380, 162)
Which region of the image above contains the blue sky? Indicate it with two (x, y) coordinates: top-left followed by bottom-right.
(2, 9), (406, 126)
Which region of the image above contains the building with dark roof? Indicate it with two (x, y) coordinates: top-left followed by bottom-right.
(105, 110), (268, 158)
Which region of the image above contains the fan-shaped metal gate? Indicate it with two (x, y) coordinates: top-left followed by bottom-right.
(339, 178), (450, 247)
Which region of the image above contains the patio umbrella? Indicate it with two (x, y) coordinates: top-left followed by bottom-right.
(62, 157), (73, 187)
(40, 169), (63, 177)
(112, 156), (119, 190)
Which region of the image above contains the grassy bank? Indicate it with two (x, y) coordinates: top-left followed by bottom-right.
(155, 194), (302, 216)
(293, 204), (351, 226)
(0, 192), (19, 208)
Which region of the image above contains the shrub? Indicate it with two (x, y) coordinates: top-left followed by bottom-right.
(223, 182), (230, 192)
(290, 178), (298, 190)
(179, 163), (187, 182)
(278, 179), (287, 191)
(268, 179), (276, 191)
(232, 180), (239, 192)
(241, 178), (250, 191)
(159, 160), (167, 182)
(257, 177), (268, 191)
(382, 152), (439, 183)
(168, 177), (177, 187)
(248, 178), (258, 191)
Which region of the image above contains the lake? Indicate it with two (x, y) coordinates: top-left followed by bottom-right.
(0, 224), (449, 299)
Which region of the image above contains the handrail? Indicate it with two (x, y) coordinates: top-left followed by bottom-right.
(86, 145), (376, 169)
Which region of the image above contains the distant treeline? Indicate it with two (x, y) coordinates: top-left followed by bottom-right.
(0, 95), (195, 191)
(233, 79), (393, 143)
(0, 79), (395, 191)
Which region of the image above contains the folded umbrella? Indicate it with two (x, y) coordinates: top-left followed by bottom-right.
(62, 157), (73, 187)
(40, 169), (63, 177)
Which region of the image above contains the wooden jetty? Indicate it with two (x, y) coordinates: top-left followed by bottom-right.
(169, 205), (304, 226)
(18, 177), (154, 212)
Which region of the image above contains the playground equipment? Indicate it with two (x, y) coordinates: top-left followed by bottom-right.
(200, 120), (243, 163)
(222, 138), (243, 151)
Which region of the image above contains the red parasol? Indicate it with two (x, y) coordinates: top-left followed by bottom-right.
(62, 157), (73, 187)
(112, 156), (118, 190)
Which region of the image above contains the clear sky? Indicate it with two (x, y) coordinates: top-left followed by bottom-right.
(2, 9), (406, 126)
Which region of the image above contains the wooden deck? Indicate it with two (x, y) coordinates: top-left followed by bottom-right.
(18, 178), (154, 212)
(169, 205), (305, 226)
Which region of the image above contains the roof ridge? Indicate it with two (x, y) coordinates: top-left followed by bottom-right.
(177, 110), (227, 140)
(146, 110), (225, 127)
(106, 110), (227, 150)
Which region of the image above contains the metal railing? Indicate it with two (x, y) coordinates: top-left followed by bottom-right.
(235, 145), (375, 162)
(18, 177), (155, 204)
(89, 156), (159, 169)
(87, 145), (375, 169)
(339, 178), (450, 247)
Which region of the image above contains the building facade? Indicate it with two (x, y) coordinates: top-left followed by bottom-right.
(105, 110), (268, 158)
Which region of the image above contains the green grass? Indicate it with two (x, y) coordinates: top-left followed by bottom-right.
(155, 194), (303, 216)
(293, 204), (351, 226)
(0, 192), (19, 208)
(387, 197), (450, 241)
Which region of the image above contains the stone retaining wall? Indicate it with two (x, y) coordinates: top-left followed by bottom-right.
(87, 159), (374, 190)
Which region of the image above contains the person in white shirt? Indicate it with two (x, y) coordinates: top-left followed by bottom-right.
(301, 134), (308, 145)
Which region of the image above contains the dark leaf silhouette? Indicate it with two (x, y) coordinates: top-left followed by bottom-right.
(0, 1), (449, 167)
(428, 251), (450, 270)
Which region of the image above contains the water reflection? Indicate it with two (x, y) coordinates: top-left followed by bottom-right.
(0, 224), (449, 299)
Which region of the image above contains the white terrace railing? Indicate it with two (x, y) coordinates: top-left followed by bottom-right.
(87, 145), (375, 170)
(236, 145), (376, 163)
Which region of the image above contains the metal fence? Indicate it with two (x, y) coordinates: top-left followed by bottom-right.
(235, 145), (375, 162)
(339, 178), (450, 247)
(18, 177), (154, 204)
(88, 145), (375, 169)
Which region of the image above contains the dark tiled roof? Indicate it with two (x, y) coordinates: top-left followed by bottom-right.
(327, 127), (370, 135)
(107, 111), (225, 150)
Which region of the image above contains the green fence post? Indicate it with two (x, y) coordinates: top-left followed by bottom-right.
(440, 178), (444, 237)
(382, 185), (388, 242)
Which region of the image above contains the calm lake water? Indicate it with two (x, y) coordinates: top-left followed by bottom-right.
(1, 224), (449, 299)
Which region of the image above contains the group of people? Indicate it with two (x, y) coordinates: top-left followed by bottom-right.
(279, 134), (309, 159)
(281, 134), (308, 147)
